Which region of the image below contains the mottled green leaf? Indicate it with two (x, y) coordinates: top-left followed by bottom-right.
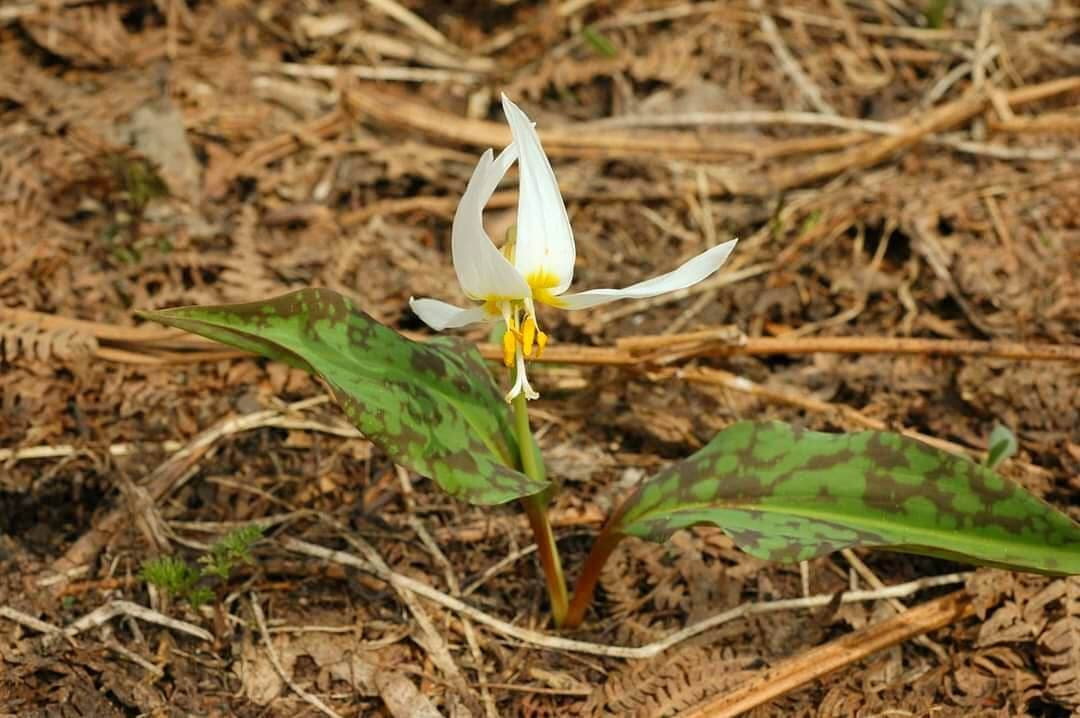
(139, 288), (545, 505)
(986, 423), (1018, 470)
(613, 421), (1080, 574)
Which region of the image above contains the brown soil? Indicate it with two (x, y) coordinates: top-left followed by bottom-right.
(1, 1), (1079, 716)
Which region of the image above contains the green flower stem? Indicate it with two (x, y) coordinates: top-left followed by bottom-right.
(511, 392), (569, 627)
(563, 523), (625, 629)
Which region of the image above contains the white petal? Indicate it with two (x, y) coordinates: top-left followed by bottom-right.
(409, 297), (489, 330)
(557, 239), (738, 310)
(452, 147), (530, 301)
(501, 94), (575, 294)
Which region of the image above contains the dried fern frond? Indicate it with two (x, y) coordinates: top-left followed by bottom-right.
(599, 543), (642, 621)
(579, 647), (757, 718)
(20, 5), (141, 68)
(219, 205), (281, 301)
(1035, 577), (1080, 708)
(0, 320), (97, 364)
(972, 646), (1043, 711)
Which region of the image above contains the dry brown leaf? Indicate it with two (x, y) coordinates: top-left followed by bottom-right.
(977, 601), (1040, 647)
(375, 671), (446, 718)
(237, 631), (383, 706)
(1035, 578), (1080, 708)
(966, 568), (1017, 620)
(238, 638), (283, 706)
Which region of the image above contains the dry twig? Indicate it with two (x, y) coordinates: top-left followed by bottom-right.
(283, 536), (968, 660)
(677, 591), (973, 717)
(249, 593), (345, 718)
(42, 398), (346, 582)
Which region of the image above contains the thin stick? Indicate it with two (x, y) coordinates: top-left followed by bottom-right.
(254, 61), (479, 85)
(408, 516), (498, 718)
(584, 110), (895, 133)
(437, 505), (607, 544)
(0, 440), (184, 462)
(249, 593), (344, 718)
(57, 600), (212, 642)
(462, 544), (539, 597)
(751, 0), (836, 115)
(677, 591), (972, 718)
(493, 334), (1080, 366)
(841, 548), (946, 661)
(0, 605), (64, 635)
(41, 399), (342, 577)
(17, 304), (1074, 369)
(681, 365), (977, 457)
(331, 528), (481, 710)
(106, 639), (165, 678)
(362, 0), (455, 50)
(580, 109), (1080, 162)
(282, 537), (969, 660)
(632, 334), (1080, 362)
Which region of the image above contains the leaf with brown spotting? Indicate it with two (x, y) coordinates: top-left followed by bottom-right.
(612, 421), (1080, 574)
(139, 288), (545, 505)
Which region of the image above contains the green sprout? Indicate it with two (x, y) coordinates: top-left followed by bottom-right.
(141, 525), (264, 610)
(985, 423), (1018, 470)
(200, 524), (263, 579)
(105, 153), (170, 214)
(581, 25), (617, 57)
(94, 153), (170, 265)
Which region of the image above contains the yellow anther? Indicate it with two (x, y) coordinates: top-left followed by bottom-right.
(535, 330), (549, 358)
(521, 316), (537, 358)
(501, 330), (516, 368)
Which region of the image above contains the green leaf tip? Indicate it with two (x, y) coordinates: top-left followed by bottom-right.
(985, 423), (1018, 470)
(613, 421), (1080, 575)
(140, 288), (547, 506)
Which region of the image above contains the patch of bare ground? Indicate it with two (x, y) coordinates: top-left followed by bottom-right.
(1, 0), (1079, 715)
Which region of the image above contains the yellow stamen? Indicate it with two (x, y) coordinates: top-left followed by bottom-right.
(535, 330), (549, 358)
(521, 316), (537, 358)
(501, 330), (516, 368)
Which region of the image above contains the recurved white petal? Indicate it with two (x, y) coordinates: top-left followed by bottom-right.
(556, 238), (738, 310)
(452, 147), (530, 301)
(409, 297), (489, 330)
(501, 95), (575, 295)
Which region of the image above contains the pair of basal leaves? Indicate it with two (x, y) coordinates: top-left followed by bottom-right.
(410, 95), (738, 401)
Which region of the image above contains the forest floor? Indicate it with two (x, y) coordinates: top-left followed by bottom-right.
(1, 0), (1079, 716)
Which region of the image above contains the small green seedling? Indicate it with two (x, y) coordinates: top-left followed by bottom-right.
(582, 26), (617, 57)
(140, 96), (1080, 628)
(985, 423), (1018, 471)
(141, 525), (264, 609)
(199, 524), (263, 579)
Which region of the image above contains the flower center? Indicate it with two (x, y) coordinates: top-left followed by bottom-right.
(499, 300), (548, 368)
(525, 270), (565, 308)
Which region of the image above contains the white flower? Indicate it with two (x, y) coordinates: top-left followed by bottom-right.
(410, 95), (738, 401)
